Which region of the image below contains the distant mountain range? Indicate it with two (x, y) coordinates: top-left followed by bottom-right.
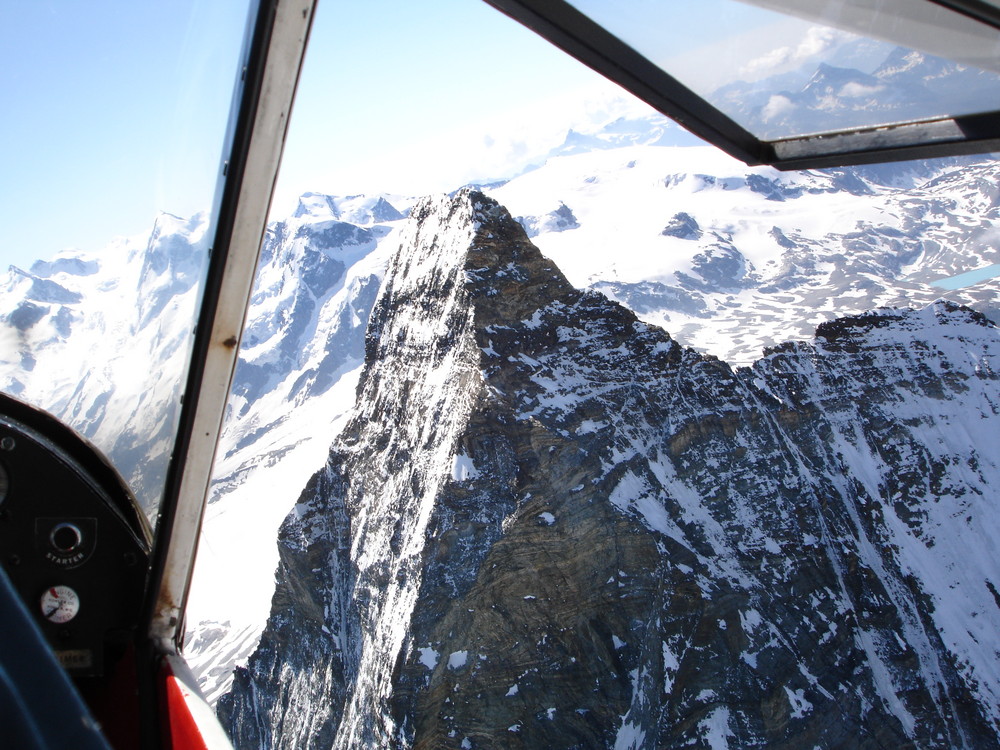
(711, 42), (1000, 138)
(489, 141), (1000, 366)
(0, 211), (208, 512)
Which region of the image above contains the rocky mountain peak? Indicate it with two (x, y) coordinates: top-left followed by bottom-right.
(220, 189), (1000, 749)
(294, 192), (341, 220)
(29, 254), (99, 279)
(366, 191), (576, 338)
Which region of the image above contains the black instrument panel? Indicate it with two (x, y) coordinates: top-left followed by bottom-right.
(0, 394), (150, 678)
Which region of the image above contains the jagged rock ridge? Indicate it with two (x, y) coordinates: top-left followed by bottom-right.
(222, 190), (1000, 748)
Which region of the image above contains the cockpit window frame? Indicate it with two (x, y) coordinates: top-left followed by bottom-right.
(142, 0), (317, 653)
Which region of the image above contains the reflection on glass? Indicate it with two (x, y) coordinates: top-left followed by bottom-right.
(0, 2), (254, 520)
(568, 0), (1000, 139)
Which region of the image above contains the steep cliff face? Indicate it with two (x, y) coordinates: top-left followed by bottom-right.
(219, 191), (1000, 749)
(184, 193), (404, 704)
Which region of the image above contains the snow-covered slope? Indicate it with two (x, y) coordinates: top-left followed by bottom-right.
(488, 147), (1000, 365)
(0, 190), (404, 703)
(219, 191), (1000, 748)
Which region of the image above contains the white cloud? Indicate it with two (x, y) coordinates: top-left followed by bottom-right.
(270, 78), (659, 215)
(838, 82), (883, 98)
(761, 94), (796, 122)
(740, 26), (852, 81)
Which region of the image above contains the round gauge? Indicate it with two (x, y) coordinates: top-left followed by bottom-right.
(40, 585), (80, 624)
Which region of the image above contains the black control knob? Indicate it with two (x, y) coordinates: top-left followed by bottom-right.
(49, 522), (83, 554)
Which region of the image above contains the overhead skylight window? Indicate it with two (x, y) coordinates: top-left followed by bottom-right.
(486, 0), (1000, 167)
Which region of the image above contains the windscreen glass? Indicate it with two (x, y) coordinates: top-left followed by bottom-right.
(183, 0), (1000, 735)
(0, 2), (255, 523)
(568, 0), (1000, 139)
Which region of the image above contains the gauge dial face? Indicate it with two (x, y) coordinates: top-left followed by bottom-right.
(40, 585), (80, 624)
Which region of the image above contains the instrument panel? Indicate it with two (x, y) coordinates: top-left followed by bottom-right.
(0, 394), (150, 677)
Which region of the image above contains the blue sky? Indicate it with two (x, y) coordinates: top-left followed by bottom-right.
(269, 0), (649, 216)
(0, 0), (808, 268)
(1, 0), (629, 268)
(0, 1), (251, 268)
(269, 0), (797, 216)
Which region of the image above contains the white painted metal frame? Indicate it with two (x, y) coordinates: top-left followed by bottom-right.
(147, 0), (317, 652)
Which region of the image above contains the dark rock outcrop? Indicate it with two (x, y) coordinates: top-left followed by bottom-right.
(661, 212), (701, 240)
(517, 202), (580, 238)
